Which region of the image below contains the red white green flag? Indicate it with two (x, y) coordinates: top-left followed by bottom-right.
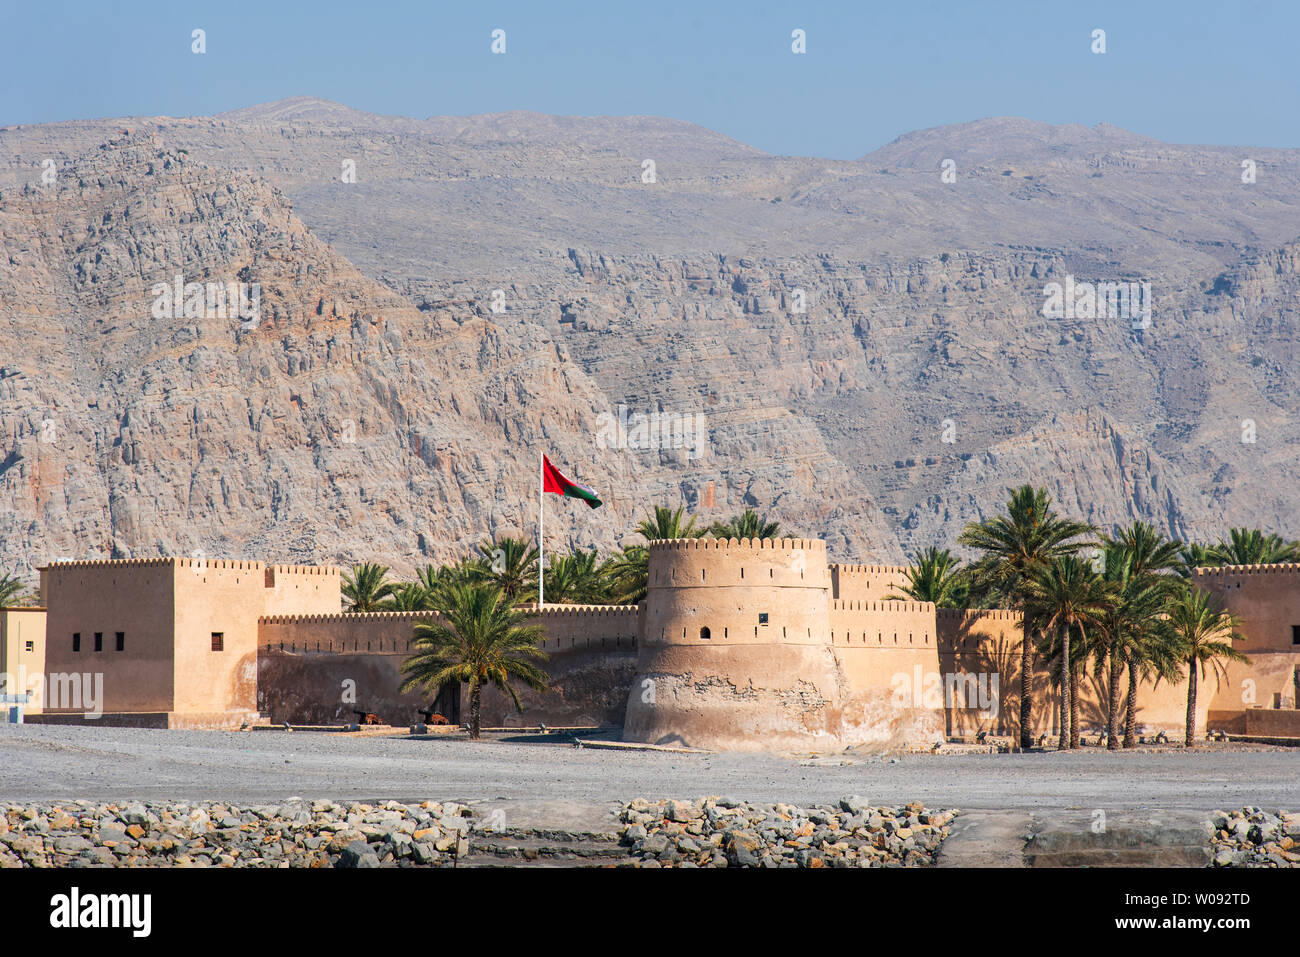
(541, 455), (602, 509)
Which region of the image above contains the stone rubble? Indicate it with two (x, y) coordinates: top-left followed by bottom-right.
(616, 796), (956, 868)
(0, 796), (959, 868)
(0, 800), (475, 868)
(1208, 808), (1300, 867)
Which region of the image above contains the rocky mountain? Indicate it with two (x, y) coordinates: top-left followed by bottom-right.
(1, 98), (1298, 576)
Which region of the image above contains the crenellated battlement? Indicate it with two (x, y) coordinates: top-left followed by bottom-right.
(831, 599), (936, 613)
(1194, 563), (1300, 577)
(42, 557), (181, 570)
(521, 604), (642, 617)
(259, 604), (642, 625)
(175, 558), (262, 571)
(42, 557), (339, 575)
(261, 611), (435, 624)
(647, 537), (826, 551)
(936, 608), (1022, 621)
(829, 564), (910, 575)
(267, 564), (340, 577)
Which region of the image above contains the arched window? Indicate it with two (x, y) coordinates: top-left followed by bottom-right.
(700, 627), (711, 640)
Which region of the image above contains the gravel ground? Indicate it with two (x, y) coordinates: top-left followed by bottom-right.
(1, 724), (1296, 812)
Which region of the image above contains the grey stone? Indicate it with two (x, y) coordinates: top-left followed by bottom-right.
(338, 840), (381, 868)
(641, 833), (670, 855)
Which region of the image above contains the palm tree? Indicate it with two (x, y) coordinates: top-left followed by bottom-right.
(1023, 556), (1116, 749)
(886, 546), (970, 608)
(638, 505), (707, 541)
(544, 548), (611, 604)
(1167, 588), (1248, 747)
(0, 573), (28, 607)
(476, 536), (539, 603)
(1101, 523), (1184, 749)
(1121, 616), (1184, 749)
(1214, 527), (1300, 566)
(1099, 563), (1168, 750)
(959, 486), (1094, 749)
(416, 558), (484, 593)
(342, 563), (395, 612)
(399, 582), (549, 738)
(1176, 541), (1225, 579)
(601, 506), (709, 605)
(604, 545), (650, 604)
(709, 509), (780, 540)
(384, 582), (433, 611)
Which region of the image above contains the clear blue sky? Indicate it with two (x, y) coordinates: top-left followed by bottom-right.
(2, 0), (1295, 158)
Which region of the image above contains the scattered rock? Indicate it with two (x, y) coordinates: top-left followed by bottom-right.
(618, 797), (954, 868)
(1209, 808), (1299, 867)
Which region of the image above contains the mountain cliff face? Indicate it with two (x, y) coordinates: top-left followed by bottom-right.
(1, 100), (1298, 576)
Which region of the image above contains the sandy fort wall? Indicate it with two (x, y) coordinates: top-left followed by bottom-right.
(40, 559), (178, 714)
(481, 604), (641, 727)
(0, 607), (46, 715)
(258, 612), (436, 725)
(258, 603), (641, 727)
(38, 558), (339, 719)
(935, 609), (1211, 738)
(626, 539), (944, 751)
(829, 564), (912, 603)
(171, 559), (268, 715)
(261, 564), (342, 617)
(1196, 565), (1300, 717)
(829, 599), (944, 747)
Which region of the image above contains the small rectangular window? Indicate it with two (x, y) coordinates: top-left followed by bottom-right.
(115, 632), (125, 651)
(24, 641), (33, 652)
(1292, 625), (1300, 646)
(93, 632), (102, 652)
(211, 632), (224, 652)
(72, 633), (80, 652)
(758, 613), (769, 625)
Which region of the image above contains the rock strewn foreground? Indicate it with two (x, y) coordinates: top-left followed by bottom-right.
(0, 800), (474, 868)
(0, 797), (957, 868)
(1209, 808), (1300, 867)
(618, 796), (956, 868)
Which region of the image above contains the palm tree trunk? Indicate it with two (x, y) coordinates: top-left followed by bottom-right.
(1069, 665), (1081, 749)
(1107, 650), (1123, 750)
(1058, 629), (1071, 751)
(1185, 658), (1198, 748)
(1056, 684), (1064, 746)
(1123, 655), (1139, 748)
(1019, 628), (1034, 750)
(469, 679), (482, 739)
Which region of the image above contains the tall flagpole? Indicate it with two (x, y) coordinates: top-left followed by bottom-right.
(538, 451), (544, 608)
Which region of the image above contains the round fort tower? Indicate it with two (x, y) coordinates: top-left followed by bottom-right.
(623, 537), (849, 751)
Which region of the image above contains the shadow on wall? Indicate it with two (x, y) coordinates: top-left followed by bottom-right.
(478, 647), (639, 727)
(257, 653), (432, 726)
(939, 615), (1210, 738)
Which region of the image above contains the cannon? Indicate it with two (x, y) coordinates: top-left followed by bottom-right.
(353, 709), (382, 726)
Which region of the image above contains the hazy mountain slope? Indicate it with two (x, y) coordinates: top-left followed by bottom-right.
(0, 133), (898, 575)
(2, 100), (1299, 576)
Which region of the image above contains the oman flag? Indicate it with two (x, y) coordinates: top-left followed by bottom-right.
(542, 455), (603, 508)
